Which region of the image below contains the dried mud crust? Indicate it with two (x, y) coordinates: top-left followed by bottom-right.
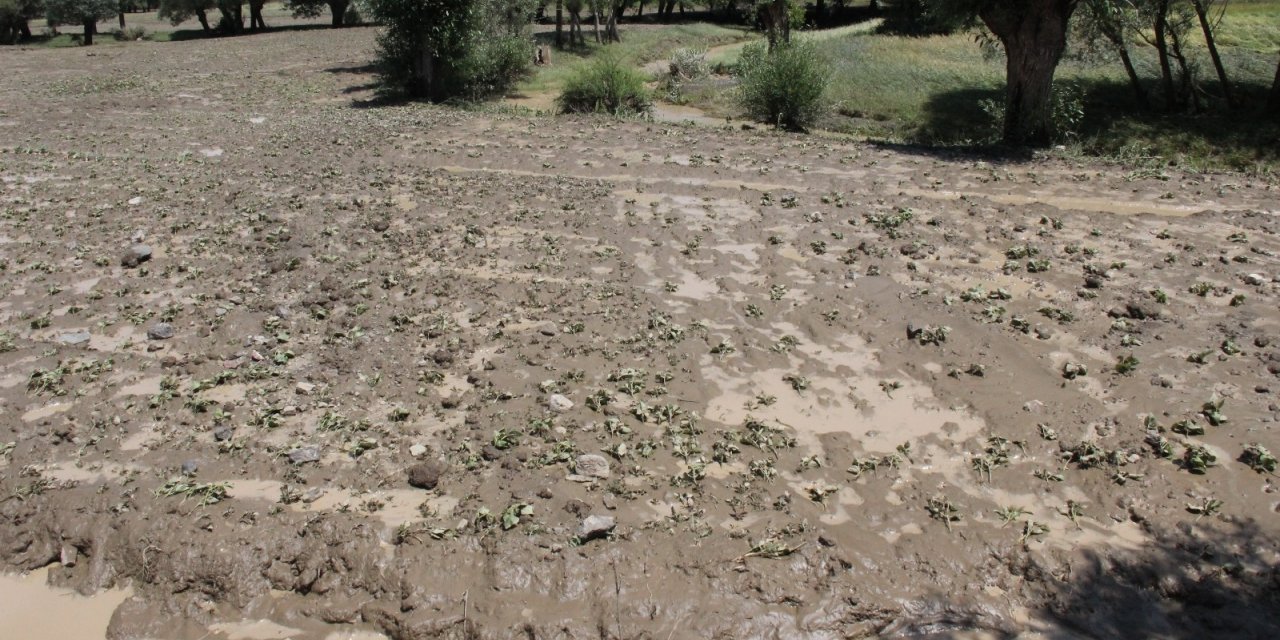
(1, 28), (1279, 640)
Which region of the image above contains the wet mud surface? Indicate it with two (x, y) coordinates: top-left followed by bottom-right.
(1, 27), (1279, 640)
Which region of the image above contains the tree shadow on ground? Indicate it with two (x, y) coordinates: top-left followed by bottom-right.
(1026, 518), (1280, 638)
(165, 22), (344, 42)
(913, 78), (1280, 170)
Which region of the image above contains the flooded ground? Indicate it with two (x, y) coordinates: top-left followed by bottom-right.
(1, 24), (1278, 640)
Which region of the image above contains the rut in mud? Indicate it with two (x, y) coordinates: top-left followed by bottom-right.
(1, 26), (1279, 640)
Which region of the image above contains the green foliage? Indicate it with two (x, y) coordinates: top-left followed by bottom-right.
(44, 0), (114, 27)
(1, 0), (41, 44)
(736, 39), (829, 131)
(558, 52), (653, 115)
(366, 0), (534, 100)
(980, 81), (1084, 143)
(877, 0), (968, 36)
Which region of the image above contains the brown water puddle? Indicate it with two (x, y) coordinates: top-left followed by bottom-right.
(0, 566), (131, 640)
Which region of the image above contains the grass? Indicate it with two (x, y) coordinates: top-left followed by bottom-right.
(517, 22), (753, 96)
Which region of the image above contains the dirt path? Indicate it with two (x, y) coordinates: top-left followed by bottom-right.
(1, 26), (1278, 640)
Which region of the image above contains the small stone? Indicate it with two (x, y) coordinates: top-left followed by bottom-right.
(60, 544), (78, 568)
(536, 488), (554, 500)
(370, 219), (390, 232)
(127, 196), (144, 206)
(547, 394), (574, 413)
(1245, 273), (1266, 286)
(287, 446), (321, 465)
(147, 323), (175, 341)
(409, 443), (428, 458)
(1034, 326), (1054, 340)
(574, 454), (611, 479)
(57, 331), (91, 346)
(432, 349), (455, 366)
(538, 323), (558, 337)
(301, 487), (325, 503)
(281, 405), (298, 417)
(406, 460), (445, 489)
(576, 515), (616, 541)
(295, 381), (316, 395)
(121, 243), (153, 268)
(213, 426), (234, 442)
(180, 460), (199, 475)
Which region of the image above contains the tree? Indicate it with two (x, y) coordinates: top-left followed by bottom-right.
(157, 0), (214, 32)
(45, 0), (115, 44)
(1078, 0), (1147, 108)
(365, 0), (533, 100)
(933, 0), (1081, 146)
(1, 0), (44, 43)
(286, 0), (349, 27)
(1189, 0), (1231, 106)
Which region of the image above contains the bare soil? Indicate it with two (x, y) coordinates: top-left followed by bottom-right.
(1, 26), (1279, 640)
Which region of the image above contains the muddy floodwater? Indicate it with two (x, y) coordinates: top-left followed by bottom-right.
(0, 567), (129, 639)
(1, 22), (1278, 640)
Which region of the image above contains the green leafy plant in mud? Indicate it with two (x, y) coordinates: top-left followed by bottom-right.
(155, 479), (231, 506)
(1240, 444), (1277, 474)
(1183, 444), (1218, 474)
(926, 495), (962, 532)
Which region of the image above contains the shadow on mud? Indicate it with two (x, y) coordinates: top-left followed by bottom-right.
(1023, 519), (1280, 638)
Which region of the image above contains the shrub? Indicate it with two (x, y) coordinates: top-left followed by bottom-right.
(980, 82), (1084, 144)
(668, 47), (708, 80)
(558, 54), (653, 116)
(736, 39), (829, 131)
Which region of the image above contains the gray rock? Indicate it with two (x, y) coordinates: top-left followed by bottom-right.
(1245, 273), (1266, 286)
(576, 514), (616, 541)
(180, 459), (200, 475)
(213, 426), (234, 442)
(538, 322), (558, 337)
(287, 445), (321, 464)
(121, 243), (153, 268)
(147, 322), (175, 340)
(409, 443), (428, 458)
(57, 331), (91, 346)
(574, 454), (611, 479)
(547, 394), (574, 413)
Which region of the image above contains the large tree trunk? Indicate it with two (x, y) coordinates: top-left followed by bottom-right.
(20, 20), (32, 40)
(980, 0), (1078, 146)
(1116, 46), (1147, 109)
(118, 11), (125, 30)
(82, 19), (94, 45)
(328, 0), (348, 27)
(555, 0), (563, 48)
(1191, 0), (1232, 106)
(764, 0), (790, 52)
(605, 3), (620, 42)
(249, 0), (265, 30)
(591, 0), (601, 43)
(1152, 0), (1178, 110)
(196, 9), (211, 32)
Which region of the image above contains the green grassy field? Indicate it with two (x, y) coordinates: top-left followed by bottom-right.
(678, 4), (1280, 172)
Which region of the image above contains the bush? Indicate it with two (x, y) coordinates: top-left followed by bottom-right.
(980, 82), (1084, 144)
(558, 54), (653, 116)
(668, 47), (708, 80)
(736, 40), (829, 131)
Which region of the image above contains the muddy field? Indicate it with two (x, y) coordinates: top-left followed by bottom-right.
(1, 26), (1279, 640)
